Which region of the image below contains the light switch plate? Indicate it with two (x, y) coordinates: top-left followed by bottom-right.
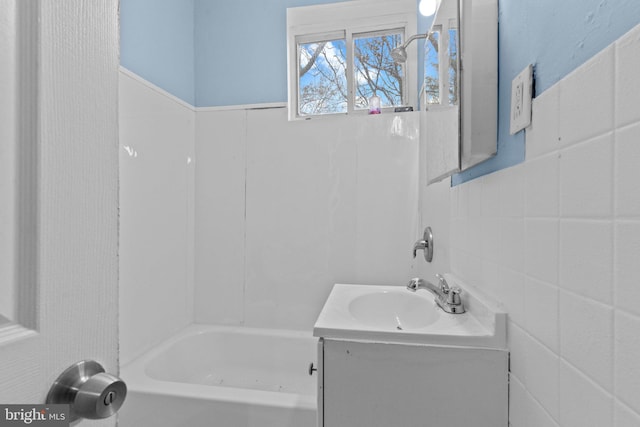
(509, 64), (533, 135)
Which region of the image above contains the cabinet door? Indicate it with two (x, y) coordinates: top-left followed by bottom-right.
(322, 339), (508, 427)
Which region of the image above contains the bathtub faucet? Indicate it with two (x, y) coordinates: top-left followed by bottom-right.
(407, 274), (465, 314)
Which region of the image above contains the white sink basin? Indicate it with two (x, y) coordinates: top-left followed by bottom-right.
(348, 290), (439, 330)
(313, 275), (507, 348)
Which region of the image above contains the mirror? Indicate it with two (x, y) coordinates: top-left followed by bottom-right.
(422, 0), (497, 184)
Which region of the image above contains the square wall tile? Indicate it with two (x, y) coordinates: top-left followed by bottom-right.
(615, 24), (640, 127)
(526, 84), (561, 161)
(615, 311), (640, 414)
(559, 220), (613, 305)
(525, 152), (560, 218)
(524, 276), (559, 352)
(450, 185), (459, 218)
(480, 259), (500, 296)
(468, 177), (483, 217)
(457, 181), (470, 219)
(508, 376), (529, 427)
(500, 165), (525, 218)
(508, 375), (560, 427)
(559, 45), (614, 147)
(559, 292), (614, 391)
(615, 402), (640, 427)
(500, 218), (525, 273)
(560, 133), (613, 218)
(525, 219), (559, 285)
(481, 171), (502, 218)
(615, 122), (640, 217)
(615, 221), (640, 317)
(559, 360), (614, 427)
(482, 217), (501, 262)
(496, 268), (525, 326)
(450, 217), (468, 253)
(515, 326), (560, 421)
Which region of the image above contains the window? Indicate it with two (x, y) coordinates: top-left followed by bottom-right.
(353, 30), (404, 110)
(287, 0), (417, 120)
(298, 33), (348, 115)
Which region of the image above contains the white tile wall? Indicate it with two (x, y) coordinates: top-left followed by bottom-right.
(559, 361), (613, 427)
(195, 108), (421, 330)
(438, 23), (640, 426)
(119, 69), (195, 365)
(615, 123), (640, 216)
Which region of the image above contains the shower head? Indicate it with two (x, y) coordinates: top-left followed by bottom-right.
(391, 46), (408, 63)
(391, 33), (430, 64)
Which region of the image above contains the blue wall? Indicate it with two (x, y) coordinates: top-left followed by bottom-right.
(194, 0), (348, 107)
(120, 0), (195, 105)
(453, 0), (640, 185)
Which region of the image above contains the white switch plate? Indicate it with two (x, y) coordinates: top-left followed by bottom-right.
(509, 64), (533, 135)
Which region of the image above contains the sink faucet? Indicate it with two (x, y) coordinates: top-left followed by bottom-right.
(407, 274), (465, 314)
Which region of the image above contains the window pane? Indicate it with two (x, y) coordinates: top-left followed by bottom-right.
(448, 28), (458, 104)
(354, 32), (404, 109)
(298, 39), (347, 116)
(424, 30), (440, 105)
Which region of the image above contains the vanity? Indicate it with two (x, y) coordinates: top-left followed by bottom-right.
(312, 276), (508, 427)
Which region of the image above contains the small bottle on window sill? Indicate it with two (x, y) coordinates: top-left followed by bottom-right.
(368, 94), (381, 114)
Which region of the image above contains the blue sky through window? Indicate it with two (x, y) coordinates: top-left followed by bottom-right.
(297, 30), (405, 116)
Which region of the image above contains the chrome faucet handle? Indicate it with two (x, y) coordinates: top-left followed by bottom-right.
(412, 227), (433, 262)
(412, 241), (427, 258)
(407, 277), (424, 291)
(435, 273), (450, 293)
(447, 287), (462, 305)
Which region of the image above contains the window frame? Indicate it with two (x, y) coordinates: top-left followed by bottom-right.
(287, 0), (418, 121)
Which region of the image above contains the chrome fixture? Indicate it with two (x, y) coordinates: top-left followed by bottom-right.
(407, 274), (465, 314)
(391, 33), (430, 63)
(413, 226), (433, 262)
(46, 360), (127, 422)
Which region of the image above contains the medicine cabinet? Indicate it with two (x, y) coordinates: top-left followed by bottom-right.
(422, 0), (497, 184)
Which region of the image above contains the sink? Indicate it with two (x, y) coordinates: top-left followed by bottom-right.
(348, 290), (439, 330)
(313, 276), (507, 348)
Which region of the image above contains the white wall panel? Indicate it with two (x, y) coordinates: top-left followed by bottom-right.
(194, 110), (246, 325)
(119, 70), (195, 365)
(195, 109), (420, 330)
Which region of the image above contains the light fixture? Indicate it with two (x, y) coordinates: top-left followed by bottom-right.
(391, 33), (430, 63)
(419, 0), (438, 17)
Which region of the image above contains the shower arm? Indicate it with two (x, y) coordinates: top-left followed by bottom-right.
(401, 33), (429, 50)
(391, 33), (431, 63)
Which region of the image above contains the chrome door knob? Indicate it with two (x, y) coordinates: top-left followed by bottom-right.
(46, 360), (127, 422)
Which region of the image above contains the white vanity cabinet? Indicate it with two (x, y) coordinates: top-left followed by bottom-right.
(316, 338), (508, 427)
(313, 281), (510, 427)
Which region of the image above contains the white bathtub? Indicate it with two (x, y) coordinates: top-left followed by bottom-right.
(118, 325), (318, 427)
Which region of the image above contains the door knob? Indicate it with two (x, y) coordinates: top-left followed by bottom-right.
(46, 360), (127, 422)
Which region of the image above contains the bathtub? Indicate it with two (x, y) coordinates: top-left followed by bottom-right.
(118, 324), (318, 427)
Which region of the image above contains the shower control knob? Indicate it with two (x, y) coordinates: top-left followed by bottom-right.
(46, 360), (127, 422)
